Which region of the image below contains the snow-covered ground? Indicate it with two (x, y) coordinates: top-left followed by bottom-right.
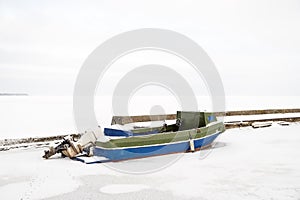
(0, 123), (299, 200)
(1, 96), (299, 199)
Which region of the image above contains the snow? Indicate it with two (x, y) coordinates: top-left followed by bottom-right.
(0, 96), (299, 199)
(0, 96), (75, 139)
(0, 123), (300, 199)
(100, 184), (150, 194)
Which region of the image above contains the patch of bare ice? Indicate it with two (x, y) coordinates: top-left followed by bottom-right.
(100, 184), (150, 194)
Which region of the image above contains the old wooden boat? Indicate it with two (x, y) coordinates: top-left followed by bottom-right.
(88, 111), (225, 162)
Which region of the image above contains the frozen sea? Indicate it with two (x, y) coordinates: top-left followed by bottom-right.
(0, 123), (299, 199)
(0, 95), (299, 139)
(0, 95), (299, 200)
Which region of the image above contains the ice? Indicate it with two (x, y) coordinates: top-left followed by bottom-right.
(0, 96), (75, 139)
(0, 96), (300, 139)
(0, 123), (299, 199)
(99, 184), (150, 194)
(0, 96), (299, 199)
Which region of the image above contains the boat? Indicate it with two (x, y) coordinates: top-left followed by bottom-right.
(90, 111), (225, 162)
(43, 111), (225, 163)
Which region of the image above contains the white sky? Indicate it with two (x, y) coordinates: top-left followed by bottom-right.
(0, 0), (299, 96)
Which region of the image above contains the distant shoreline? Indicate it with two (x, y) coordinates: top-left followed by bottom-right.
(0, 93), (28, 96)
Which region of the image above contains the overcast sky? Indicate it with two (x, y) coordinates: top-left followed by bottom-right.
(0, 0), (299, 96)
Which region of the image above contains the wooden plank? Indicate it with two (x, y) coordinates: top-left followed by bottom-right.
(220, 108), (300, 116)
(111, 109), (300, 125)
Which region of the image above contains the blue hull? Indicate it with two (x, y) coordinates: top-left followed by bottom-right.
(94, 132), (221, 162)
